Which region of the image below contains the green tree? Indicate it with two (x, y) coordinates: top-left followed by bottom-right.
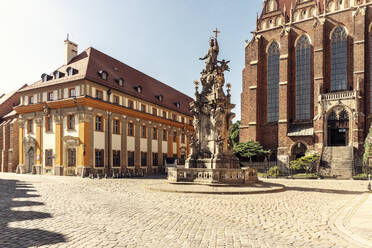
(289, 153), (320, 174)
(233, 140), (270, 161)
(229, 120), (240, 146)
(363, 125), (372, 174)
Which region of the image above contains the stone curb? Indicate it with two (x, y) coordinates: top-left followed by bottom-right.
(145, 183), (286, 195)
(329, 192), (372, 248)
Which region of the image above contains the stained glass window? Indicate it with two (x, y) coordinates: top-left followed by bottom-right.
(296, 35), (311, 120)
(267, 42), (280, 122)
(331, 26), (347, 91)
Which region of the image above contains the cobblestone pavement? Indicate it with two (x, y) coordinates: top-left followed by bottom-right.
(0, 173), (369, 248)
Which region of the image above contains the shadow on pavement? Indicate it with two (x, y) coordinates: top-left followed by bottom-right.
(0, 178), (66, 248)
(285, 186), (363, 195)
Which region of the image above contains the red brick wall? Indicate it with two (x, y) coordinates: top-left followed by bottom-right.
(241, 2), (372, 159)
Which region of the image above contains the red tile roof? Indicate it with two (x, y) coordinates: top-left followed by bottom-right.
(20, 47), (193, 116)
(277, 0), (324, 17)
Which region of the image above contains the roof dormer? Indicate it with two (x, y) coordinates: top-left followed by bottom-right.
(174, 102), (181, 108)
(53, 70), (65, 80)
(66, 67), (78, 76)
(41, 73), (53, 82)
(115, 77), (125, 86)
(98, 70), (108, 80)
(156, 94), (163, 101)
(134, 85), (143, 94)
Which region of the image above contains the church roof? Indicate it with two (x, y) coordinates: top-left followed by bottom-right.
(20, 47), (193, 116)
(276, 0), (324, 17)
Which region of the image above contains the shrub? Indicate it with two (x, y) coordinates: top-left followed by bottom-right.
(233, 141), (270, 161)
(268, 166), (280, 177)
(290, 153), (320, 174)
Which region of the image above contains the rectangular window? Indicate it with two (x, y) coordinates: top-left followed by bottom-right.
(189, 119), (192, 125)
(96, 90), (103, 100)
(152, 108), (157, 116)
(113, 150), (120, 167)
(27, 119), (33, 133)
(141, 104), (146, 112)
(29, 96), (34, 105)
(68, 148), (76, 167)
(172, 114), (177, 121)
(45, 149), (53, 166)
(128, 100), (134, 109)
(128, 151), (134, 166)
(141, 152), (147, 167)
(163, 129), (167, 141)
(162, 111), (166, 118)
(95, 115), (103, 131)
(48, 92), (54, 101)
(181, 133), (185, 144)
(141, 125), (146, 138)
(153, 127), (157, 140)
(113, 119), (120, 134)
(152, 153), (158, 166)
(128, 122), (134, 136)
(173, 132), (177, 142)
(69, 88), (76, 98)
(67, 115), (75, 130)
(113, 95), (119, 105)
(95, 149), (104, 167)
(181, 117), (185, 123)
(45, 116), (52, 132)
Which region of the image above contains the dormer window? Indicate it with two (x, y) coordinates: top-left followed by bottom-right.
(134, 85), (143, 94)
(156, 95), (163, 101)
(98, 70), (108, 80)
(41, 73), (52, 82)
(116, 78), (125, 86)
(174, 102), (181, 108)
(53, 70), (65, 79)
(66, 67), (78, 76)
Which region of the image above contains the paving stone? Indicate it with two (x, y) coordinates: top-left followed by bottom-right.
(0, 173), (368, 247)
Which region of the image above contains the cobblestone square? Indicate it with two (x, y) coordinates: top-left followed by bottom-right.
(0, 173), (371, 248)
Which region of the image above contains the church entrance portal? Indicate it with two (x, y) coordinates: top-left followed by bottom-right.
(27, 148), (34, 172)
(327, 109), (349, 146)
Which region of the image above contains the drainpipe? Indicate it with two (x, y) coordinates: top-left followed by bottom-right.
(107, 89), (112, 175)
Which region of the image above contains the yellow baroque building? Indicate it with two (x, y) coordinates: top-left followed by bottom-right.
(15, 39), (194, 177)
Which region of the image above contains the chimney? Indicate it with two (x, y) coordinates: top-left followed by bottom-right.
(64, 35), (78, 65)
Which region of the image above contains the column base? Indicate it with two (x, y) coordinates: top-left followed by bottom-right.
(53, 165), (64, 176)
(76, 166), (92, 177)
(32, 165), (42, 175)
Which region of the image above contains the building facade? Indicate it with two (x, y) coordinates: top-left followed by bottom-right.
(241, 0), (372, 178)
(0, 86), (27, 173)
(15, 40), (193, 177)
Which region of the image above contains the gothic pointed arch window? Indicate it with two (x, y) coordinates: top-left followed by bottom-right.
(267, 41), (280, 122)
(296, 35), (311, 120)
(331, 26), (348, 91)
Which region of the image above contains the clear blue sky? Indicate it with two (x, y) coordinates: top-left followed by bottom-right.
(0, 0), (262, 120)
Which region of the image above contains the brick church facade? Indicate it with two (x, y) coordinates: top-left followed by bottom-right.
(241, 0), (372, 178)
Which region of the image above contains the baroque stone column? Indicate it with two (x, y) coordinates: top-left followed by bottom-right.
(54, 114), (64, 176)
(35, 117), (43, 174)
(168, 129), (174, 158)
(77, 113), (92, 177)
(18, 118), (25, 168)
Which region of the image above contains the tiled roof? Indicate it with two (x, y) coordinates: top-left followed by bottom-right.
(287, 123), (314, 137)
(20, 47), (193, 116)
(277, 0), (324, 17)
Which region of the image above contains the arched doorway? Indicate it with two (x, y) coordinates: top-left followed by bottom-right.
(27, 148), (34, 172)
(292, 142), (307, 159)
(327, 109), (349, 146)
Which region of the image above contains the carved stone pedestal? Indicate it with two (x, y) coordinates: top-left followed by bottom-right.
(168, 30), (257, 185)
